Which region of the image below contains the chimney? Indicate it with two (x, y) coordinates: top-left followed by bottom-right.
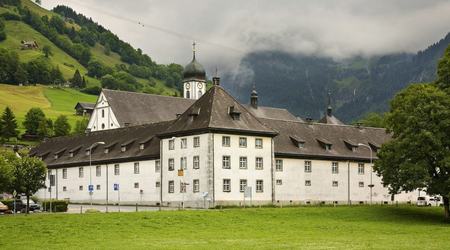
(212, 77), (220, 86)
(306, 117), (313, 123)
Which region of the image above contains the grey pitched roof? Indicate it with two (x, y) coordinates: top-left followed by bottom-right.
(243, 105), (302, 121)
(102, 89), (195, 126)
(161, 85), (277, 137)
(318, 114), (344, 125)
(260, 118), (390, 161)
(30, 121), (171, 168)
(75, 102), (95, 110)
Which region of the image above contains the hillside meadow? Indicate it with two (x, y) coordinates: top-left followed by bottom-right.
(0, 206), (448, 249)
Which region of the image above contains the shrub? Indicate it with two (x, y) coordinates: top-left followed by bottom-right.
(81, 86), (101, 95)
(41, 199), (68, 212)
(0, 199), (14, 210)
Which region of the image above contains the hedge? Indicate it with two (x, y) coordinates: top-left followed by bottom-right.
(41, 200), (69, 212)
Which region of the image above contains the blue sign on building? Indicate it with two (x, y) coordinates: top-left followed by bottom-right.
(114, 183), (119, 191)
(88, 184), (94, 192)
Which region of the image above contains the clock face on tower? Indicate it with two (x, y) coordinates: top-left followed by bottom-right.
(197, 83), (203, 89)
(185, 83), (190, 89)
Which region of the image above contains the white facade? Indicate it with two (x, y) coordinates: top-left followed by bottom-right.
(183, 80), (206, 100)
(87, 92), (120, 132)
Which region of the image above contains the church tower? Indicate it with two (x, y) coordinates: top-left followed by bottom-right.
(182, 42), (206, 99)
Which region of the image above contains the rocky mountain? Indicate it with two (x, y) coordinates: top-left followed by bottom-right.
(224, 33), (450, 122)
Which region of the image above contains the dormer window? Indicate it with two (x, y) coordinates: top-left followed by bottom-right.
(228, 106), (241, 120)
(121, 146), (126, 152)
(325, 144), (332, 151)
(139, 144), (145, 150)
(86, 150), (90, 156)
(317, 138), (332, 151)
(104, 148), (109, 154)
(344, 140), (358, 152)
(121, 139), (135, 152)
(290, 136), (305, 149)
(69, 152), (74, 158)
(54, 154), (58, 160)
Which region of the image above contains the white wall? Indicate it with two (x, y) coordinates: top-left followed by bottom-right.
(183, 80), (206, 100)
(87, 92), (120, 132)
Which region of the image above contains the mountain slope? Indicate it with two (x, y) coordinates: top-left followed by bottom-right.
(224, 33), (450, 122)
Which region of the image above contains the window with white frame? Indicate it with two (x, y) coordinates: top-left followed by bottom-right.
(223, 179), (231, 192)
(181, 138), (187, 149)
(256, 180), (264, 192)
(255, 157), (263, 170)
(114, 164), (120, 175)
(276, 179), (283, 185)
(79, 185), (83, 191)
(239, 156), (248, 169)
(222, 156), (231, 169)
(180, 157), (187, 170)
(156, 181), (161, 188)
(222, 136), (230, 147)
(168, 181), (174, 193)
(255, 138), (263, 149)
(180, 182), (187, 193)
(275, 159), (283, 172)
(155, 160), (161, 173)
(358, 163), (365, 175)
(305, 180), (311, 186)
(332, 181), (338, 187)
(193, 179), (200, 193)
(169, 139), (175, 150)
(168, 158), (175, 171)
(62, 168), (67, 179)
(359, 181), (364, 187)
(239, 137), (247, 148)
(134, 182), (139, 189)
(239, 179), (247, 192)
(305, 161), (312, 173)
(96, 165), (101, 177)
(193, 136), (200, 147)
(79, 167), (84, 178)
(96, 184), (101, 190)
(134, 162), (140, 174)
(193, 156), (200, 169)
(63, 186), (67, 192)
(332, 162), (339, 174)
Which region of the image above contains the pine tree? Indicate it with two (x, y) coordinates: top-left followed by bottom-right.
(70, 69), (83, 88)
(54, 115), (71, 136)
(0, 107), (19, 141)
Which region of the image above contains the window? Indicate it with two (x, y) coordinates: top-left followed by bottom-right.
(222, 136), (230, 147)
(240, 179), (247, 192)
(275, 159), (283, 172)
(63, 186), (67, 192)
(332, 162), (339, 174)
(193, 137), (200, 147)
(222, 156), (231, 169)
(69, 152), (74, 158)
(325, 144), (332, 151)
(62, 168), (67, 179)
(193, 179), (200, 193)
(223, 179), (231, 192)
(169, 139), (175, 150)
(168, 181), (174, 193)
(239, 137), (247, 147)
(96, 165), (101, 177)
(193, 156), (200, 169)
(239, 156), (248, 169)
(134, 162), (140, 174)
(358, 163), (365, 175)
(79, 167), (84, 178)
(101, 123), (105, 129)
(256, 180), (264, 192)
(86, 150), (90, 156)
(139, 144), (145, 150)
(168, 158), (175, 171)
(180, 157), (187, 170)
(255, 157), (263, 170)
(359, 181), (364, 188)
(305, 180), (311, 186)
(180, 182), (187, 193)
(155, 160), (161, 173)
(186, 90), (190, 99)
(305, 161), (312, 173)
(121, 146), (126, 152)
(114, 164), (120, 175)
(104, 148), (109, 154)
(332, 181), (338, 187)
(276, 179), (283, 185)
(101, 109), (105, 118)
(255, 138), (263, 149)
(79, 185), (83, 191)
(156, 181), (161, 188)
(181, 138), (187, 149)
(134, 182), (139, 189)
(96, 184), (101, 190)
(198, 90), (202, 98)
(298, 141), (305, 148)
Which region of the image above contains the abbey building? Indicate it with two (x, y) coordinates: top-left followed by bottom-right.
(31, 48), (419, 207)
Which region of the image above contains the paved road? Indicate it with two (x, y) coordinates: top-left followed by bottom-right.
(67, 204), (180, 213)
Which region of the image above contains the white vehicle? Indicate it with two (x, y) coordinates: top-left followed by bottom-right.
(417, 196), (443, 207)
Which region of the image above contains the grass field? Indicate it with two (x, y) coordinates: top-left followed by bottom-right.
(0, 84), (97, 133)
(0, 206), (448, 249)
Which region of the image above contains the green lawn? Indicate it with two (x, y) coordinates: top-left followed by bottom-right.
(0, 206), (448, 249)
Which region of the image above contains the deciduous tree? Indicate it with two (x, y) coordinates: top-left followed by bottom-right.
(54, 115), (71, 136)
(23, 107), (46, 136)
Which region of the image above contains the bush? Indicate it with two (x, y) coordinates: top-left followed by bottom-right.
(81, 86), (101, 95)
(0, 199), (14, 210)
(41, 199), (68, 212)
(0, 12), (21, 21)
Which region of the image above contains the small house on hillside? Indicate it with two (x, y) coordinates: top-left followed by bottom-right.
(21, 40), (39, 49)
(74, 102), (95, 116)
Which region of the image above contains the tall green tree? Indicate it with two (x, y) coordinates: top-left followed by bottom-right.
(70, 69), (83, 88)
(0, 107), (19, 141)
(23, 107), (46, 136)
(375, 84), (450, 219)
(11, 156), (46, 213)
(73, 118), (89, 135)
(436, 46), (450, 92)
(0, 149), (16, 193)
(42, 45), (52, 58)
(14, 64), (28, 85)
(355, 112), (386, 128)
(54, 115), (71, 136)
(37, 118), (53, 139)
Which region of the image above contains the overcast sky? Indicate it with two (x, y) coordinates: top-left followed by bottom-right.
(42, 0), (450, 72)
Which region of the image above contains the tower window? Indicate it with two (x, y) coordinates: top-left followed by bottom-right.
(101, 109), (105, 118)
(186, 90), (190, 99)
